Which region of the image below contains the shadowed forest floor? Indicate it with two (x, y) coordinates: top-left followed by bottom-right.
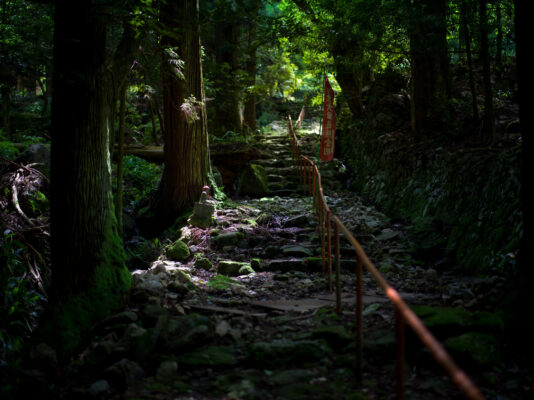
(16, 125), (533, 400)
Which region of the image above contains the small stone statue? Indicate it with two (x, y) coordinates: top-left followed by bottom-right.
(189, 185), (215, 228)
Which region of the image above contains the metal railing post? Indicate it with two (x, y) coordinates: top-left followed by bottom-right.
(327, 210), (332, 292)
(396, 307), (406, 400)
(356, 257), (363, 382)
(334, 222), (341, 314)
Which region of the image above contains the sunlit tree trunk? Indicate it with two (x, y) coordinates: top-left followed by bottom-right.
(145, 0), (209, 232)
(43, 0), (131, 356)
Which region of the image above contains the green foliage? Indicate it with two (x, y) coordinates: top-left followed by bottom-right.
(0, 141), (19, 160)
(0, 232), (43, 368)
(125, 237), (162, 269)
(340, 117), (522, 273)
(122, 155), (162, 209)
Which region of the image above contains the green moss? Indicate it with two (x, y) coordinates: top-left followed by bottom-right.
(167, 240), (190, 261)
(445, 332), (501, 367)
(239, 163), (269, 196)
(178, 346), (237, 367)
(39, 214), (131, 356)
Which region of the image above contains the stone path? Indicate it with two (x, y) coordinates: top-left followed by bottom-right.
(26, 126), (532, 400)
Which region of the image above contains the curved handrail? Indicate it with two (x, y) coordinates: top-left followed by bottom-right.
(285, 115), (484, 400)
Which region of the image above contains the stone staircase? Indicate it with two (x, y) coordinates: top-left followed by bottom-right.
(252, 131), (347, 198)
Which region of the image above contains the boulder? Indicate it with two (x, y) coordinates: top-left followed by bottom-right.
(210, 143), (260, 186)
(239, 163), (270, 197)
(445, 332), (500, 368)
(167, 240), (190, 261)
(217, 260), (254, 276)
(211, 231), (245, 249)
(194, 256), (213, 270)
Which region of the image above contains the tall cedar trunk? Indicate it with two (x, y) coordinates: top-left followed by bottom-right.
(461, 0), (479, 123)
(149, 0), (208, 231)
(45, 0), (130, 355)
(507, 0), (534, 352)
(332, 39), (364, 116)
(478, 0), (496, 143)
(213, 22), (242, 135)
(495, 2), (503, 70)
(243, 20), (258, 131)
(409, 0), (450, 138)
(115, 83), (127, 237)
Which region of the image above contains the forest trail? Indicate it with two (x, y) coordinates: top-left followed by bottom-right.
(33, 123), (518, 400)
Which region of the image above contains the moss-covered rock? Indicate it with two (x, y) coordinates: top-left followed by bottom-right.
(411, 305), (504, 339)
(178, 346), (237, 367)
(239, 163), (270, 197)
(250, 258), (262, 271)
(217, 261), (254, 276)
(194, 256), (213, 270)
(445, 332), (501, 368)
(247, 339), (330, 367)
(167, 240), (190, 261)
(211, 231), (246, 249)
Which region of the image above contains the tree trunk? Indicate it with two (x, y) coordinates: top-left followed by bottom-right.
(42, 0), (131, 356)
(115, 82), (127, 237)
(506, 0), (534, 354)
(243, 20), (258, 132)
(461, 0), (479, 124)
(332, 38), (364, 116)
(478, 0), (496, 143)
(409, 0), (451, 138)
(148, 98), (160, 145)
(212, 21), (242, 136)
(143, 0), (209, 233)
(495, 2), (503, 70)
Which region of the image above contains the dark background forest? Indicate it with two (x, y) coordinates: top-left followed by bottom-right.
(0, 0), (531, 399)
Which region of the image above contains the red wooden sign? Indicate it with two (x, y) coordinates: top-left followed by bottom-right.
(320, 75), (336, 162)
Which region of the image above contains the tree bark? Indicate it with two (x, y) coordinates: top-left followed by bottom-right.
(43, 0), (131, 356)
(243, 20), (258, 132)
(409, 0), (451, 138)
(506, 0), (534, 353)
(115, 82), (127, 237)
(212, 20), (242, 136)
(478, 0), (496, 143)
(332, 38), (364, 116)
(461, 0), (479, 124)
(143, 0), (209, 233)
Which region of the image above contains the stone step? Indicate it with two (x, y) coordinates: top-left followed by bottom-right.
(254, 158), (294, 168)
(262, 257), (360, 273)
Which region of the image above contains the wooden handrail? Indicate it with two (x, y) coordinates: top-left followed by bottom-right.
(286, 115), (485, 400)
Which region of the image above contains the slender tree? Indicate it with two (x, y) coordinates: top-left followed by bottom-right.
(478, 0), (496, 143)
(461, 0), (479, 124)
(41, 0), (131, 354)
